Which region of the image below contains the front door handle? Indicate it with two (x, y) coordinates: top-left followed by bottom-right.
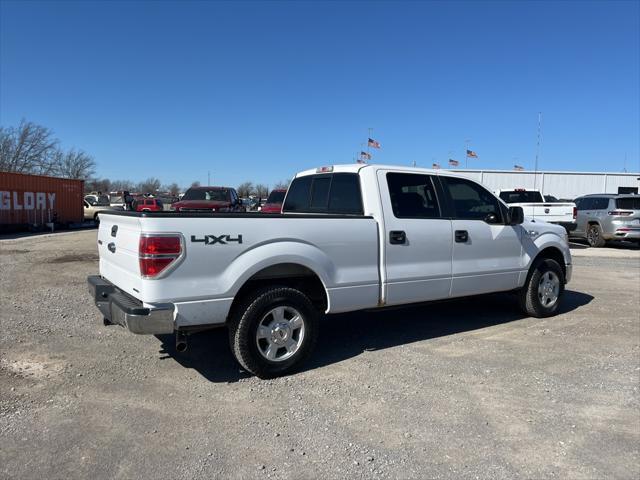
(107, 242), (116, 253)
(389, 230), (406, 244)
(455, 230), (468, 243)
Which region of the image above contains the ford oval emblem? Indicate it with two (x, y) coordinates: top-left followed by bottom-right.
(545, 208), (550, 214)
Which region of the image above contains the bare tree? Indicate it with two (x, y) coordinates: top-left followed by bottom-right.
(273, 179), (291, 190)
(254, 183), (269, 198)
(111, 179), (135, 192)
(164, 182), (181, 196)
(137, 177), (162, 194)
(237, 181), (254, 198)
(53, 148), (96, 179)
(191, 181), (201, 188)
(0, 120), (58, 174)
(85, 178), (112, 193)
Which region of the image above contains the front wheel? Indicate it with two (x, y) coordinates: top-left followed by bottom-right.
(228, 286), (319, 378)
(518, 258), (565, 318)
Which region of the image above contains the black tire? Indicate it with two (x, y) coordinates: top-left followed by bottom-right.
(228, 286), (319, 378)
(518, 258), (565, 318)
(586, 223), (606, 247)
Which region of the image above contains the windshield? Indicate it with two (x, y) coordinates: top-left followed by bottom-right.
(266, 190), (286, 204)
(182, 189), (229, 201)
(499, 191), (544, 203)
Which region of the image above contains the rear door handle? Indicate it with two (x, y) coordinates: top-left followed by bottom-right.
(389, 230), (406, 244)
(455, 230), (468, 243)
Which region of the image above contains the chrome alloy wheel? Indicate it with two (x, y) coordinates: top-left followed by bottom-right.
(255, 306), (305, 362)
(538, 271), (560, 308)
(587, 225), (599, 246)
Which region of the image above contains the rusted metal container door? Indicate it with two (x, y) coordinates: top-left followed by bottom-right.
(0, 172), (84, 227)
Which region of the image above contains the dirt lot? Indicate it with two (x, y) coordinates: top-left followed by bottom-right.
(1, 230), (639, 479)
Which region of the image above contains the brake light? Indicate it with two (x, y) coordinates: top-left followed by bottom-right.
(608, 210), (633, 216)
(515, 188), (526, 192)
(139, 234), (182, 278)
(316, 166), (334, 173)
(573, 207), (577, 219)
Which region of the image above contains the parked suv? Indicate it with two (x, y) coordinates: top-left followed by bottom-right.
(133, 198), (163, 212)
(573, 194), (640, 247)
(171, 187), (245, 213)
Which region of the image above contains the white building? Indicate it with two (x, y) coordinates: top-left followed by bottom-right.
(447, 169), (640, 200)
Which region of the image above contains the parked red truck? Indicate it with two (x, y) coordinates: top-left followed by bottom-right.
(171, 186), (245, 213)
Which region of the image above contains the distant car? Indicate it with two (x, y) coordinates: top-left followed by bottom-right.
(133, 198), (163, 212)
(83, 200), (117, 223)
(573, 194), (640, 247)
(171, 186), (245, 213)
(85, 194), (110, 206)
(260, 189), (287, 213)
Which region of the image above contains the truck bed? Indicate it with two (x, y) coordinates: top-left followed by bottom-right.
(97, 211), (381, 326)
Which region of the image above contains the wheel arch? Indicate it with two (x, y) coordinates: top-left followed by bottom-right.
(530, 246), (567, 281)
(229, 262), (330, 318)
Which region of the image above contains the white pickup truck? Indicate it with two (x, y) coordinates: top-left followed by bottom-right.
(88, 164), (572, 377)
(496, 189), (577, 233)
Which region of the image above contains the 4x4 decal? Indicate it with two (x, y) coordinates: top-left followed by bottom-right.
(191, 234), (243, 245)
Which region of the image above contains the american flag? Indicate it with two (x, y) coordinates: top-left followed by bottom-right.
(432, 163), (440, 169)
(368, 138), (381, 149)
(360, 151), (371, 160)
(514, 165), (524, 171)
(448, 158), (459, 167)
(466, 149), (478, 158)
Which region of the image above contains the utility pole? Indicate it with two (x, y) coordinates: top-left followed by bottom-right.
(534, 112), (541, 190)
(207, 171), (211, 185)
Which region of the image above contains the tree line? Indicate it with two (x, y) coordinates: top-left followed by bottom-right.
(1, 119), (290, 197)
(0, 119), (96, 179)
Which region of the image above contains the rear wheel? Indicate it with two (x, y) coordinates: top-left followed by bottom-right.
(586, 224), (605, 247)
(228, 286), (319, 378)
(518, 258), (565, 318)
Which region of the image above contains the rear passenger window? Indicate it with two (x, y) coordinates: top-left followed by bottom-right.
(283, 173), (363, 214)
(386, 173), (441, 218)
(441, 176), (502, 221)
(593, 198), (610, 210)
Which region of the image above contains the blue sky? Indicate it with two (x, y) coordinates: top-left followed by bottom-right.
(1, 0), (639, 188)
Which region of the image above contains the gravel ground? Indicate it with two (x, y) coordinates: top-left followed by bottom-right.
(1, 229), (639, 479)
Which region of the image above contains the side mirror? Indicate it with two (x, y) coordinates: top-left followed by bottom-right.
(509, 206), (524, 225)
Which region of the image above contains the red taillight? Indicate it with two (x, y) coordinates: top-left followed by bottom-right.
(139, 236), (181, 255)
(608, 210), (633, 216)
(573, 207), (577, 220)
(139, 235), (182, 278)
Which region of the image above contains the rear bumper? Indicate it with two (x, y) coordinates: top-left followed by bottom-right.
(87, 275), (174, 334)
(610, 229), (640, 241)
(551, 221), (577, 233)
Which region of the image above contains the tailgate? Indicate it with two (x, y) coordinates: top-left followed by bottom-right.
(529, 203), (575, 222)
(97, 213), (143, 300)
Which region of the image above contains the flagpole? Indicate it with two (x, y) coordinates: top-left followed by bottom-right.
(465, 139), (470, 168)
(367, 128), (373, 158)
